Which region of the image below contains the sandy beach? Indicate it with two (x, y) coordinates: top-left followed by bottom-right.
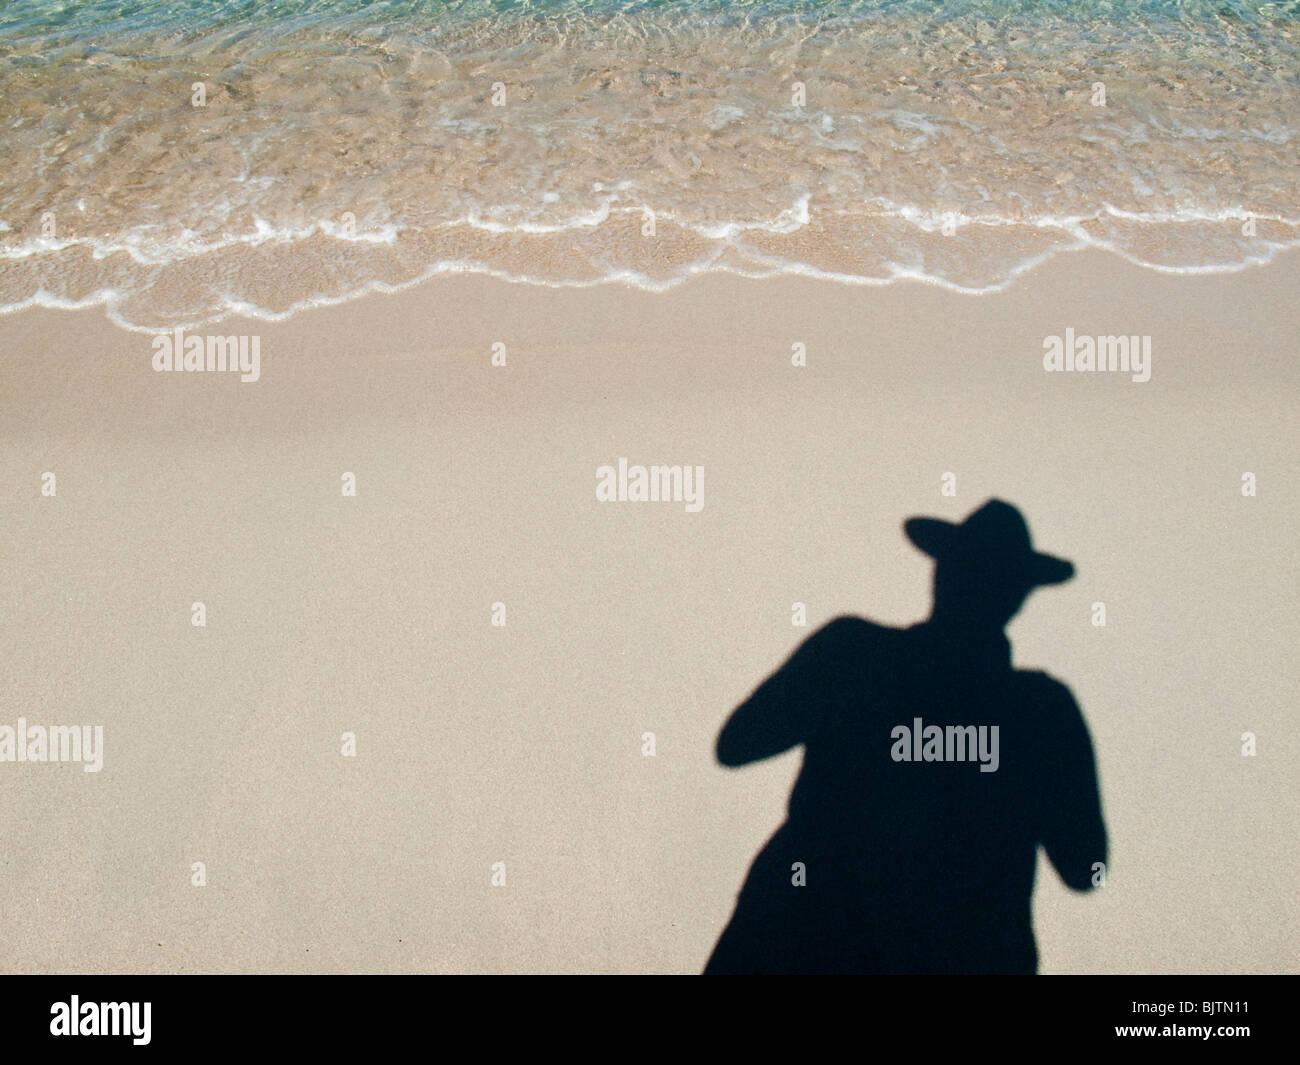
(1, 246), (1296, 973)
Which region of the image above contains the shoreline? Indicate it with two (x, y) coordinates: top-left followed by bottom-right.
(4, 227), (1298, 336)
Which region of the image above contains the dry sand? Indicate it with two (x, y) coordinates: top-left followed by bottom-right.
(1, 247), (1296, 973)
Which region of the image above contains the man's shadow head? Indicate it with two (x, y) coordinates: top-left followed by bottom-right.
(906, 499), (1075, 629)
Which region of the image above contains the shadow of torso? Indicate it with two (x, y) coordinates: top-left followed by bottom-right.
(707, 617), (1100, 975)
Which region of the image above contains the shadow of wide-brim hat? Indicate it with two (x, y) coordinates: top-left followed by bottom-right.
(905, 499), (1074, 586)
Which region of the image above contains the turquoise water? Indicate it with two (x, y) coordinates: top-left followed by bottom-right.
(3, 0), (1297, 38)
(1, 0), (1297, 328)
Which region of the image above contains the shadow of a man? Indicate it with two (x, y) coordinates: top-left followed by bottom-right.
(705, 499), (1108, 974)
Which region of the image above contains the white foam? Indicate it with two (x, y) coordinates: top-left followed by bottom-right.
(1, 197), (1296, 333)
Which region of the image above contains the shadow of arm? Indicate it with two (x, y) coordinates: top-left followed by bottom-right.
(1038, 680), (1108, 891)
(716, 617), (855, 767)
